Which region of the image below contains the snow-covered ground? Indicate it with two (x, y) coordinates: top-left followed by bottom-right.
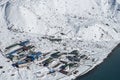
(0, 0), (120, 80)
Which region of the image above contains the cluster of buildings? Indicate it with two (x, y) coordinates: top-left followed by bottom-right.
(4, 40), (97, 76)
(5, 40), (42, 68)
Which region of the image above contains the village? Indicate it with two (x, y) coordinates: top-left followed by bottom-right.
(3, 40), (98, 78)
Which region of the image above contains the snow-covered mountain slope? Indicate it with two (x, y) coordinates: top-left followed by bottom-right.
(0, 0), (9, 6)
(5, 0), (94, 35)
(100, 0), (117, 17)
(0, 0), (120, 80)
(4, 0), (120, 36)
